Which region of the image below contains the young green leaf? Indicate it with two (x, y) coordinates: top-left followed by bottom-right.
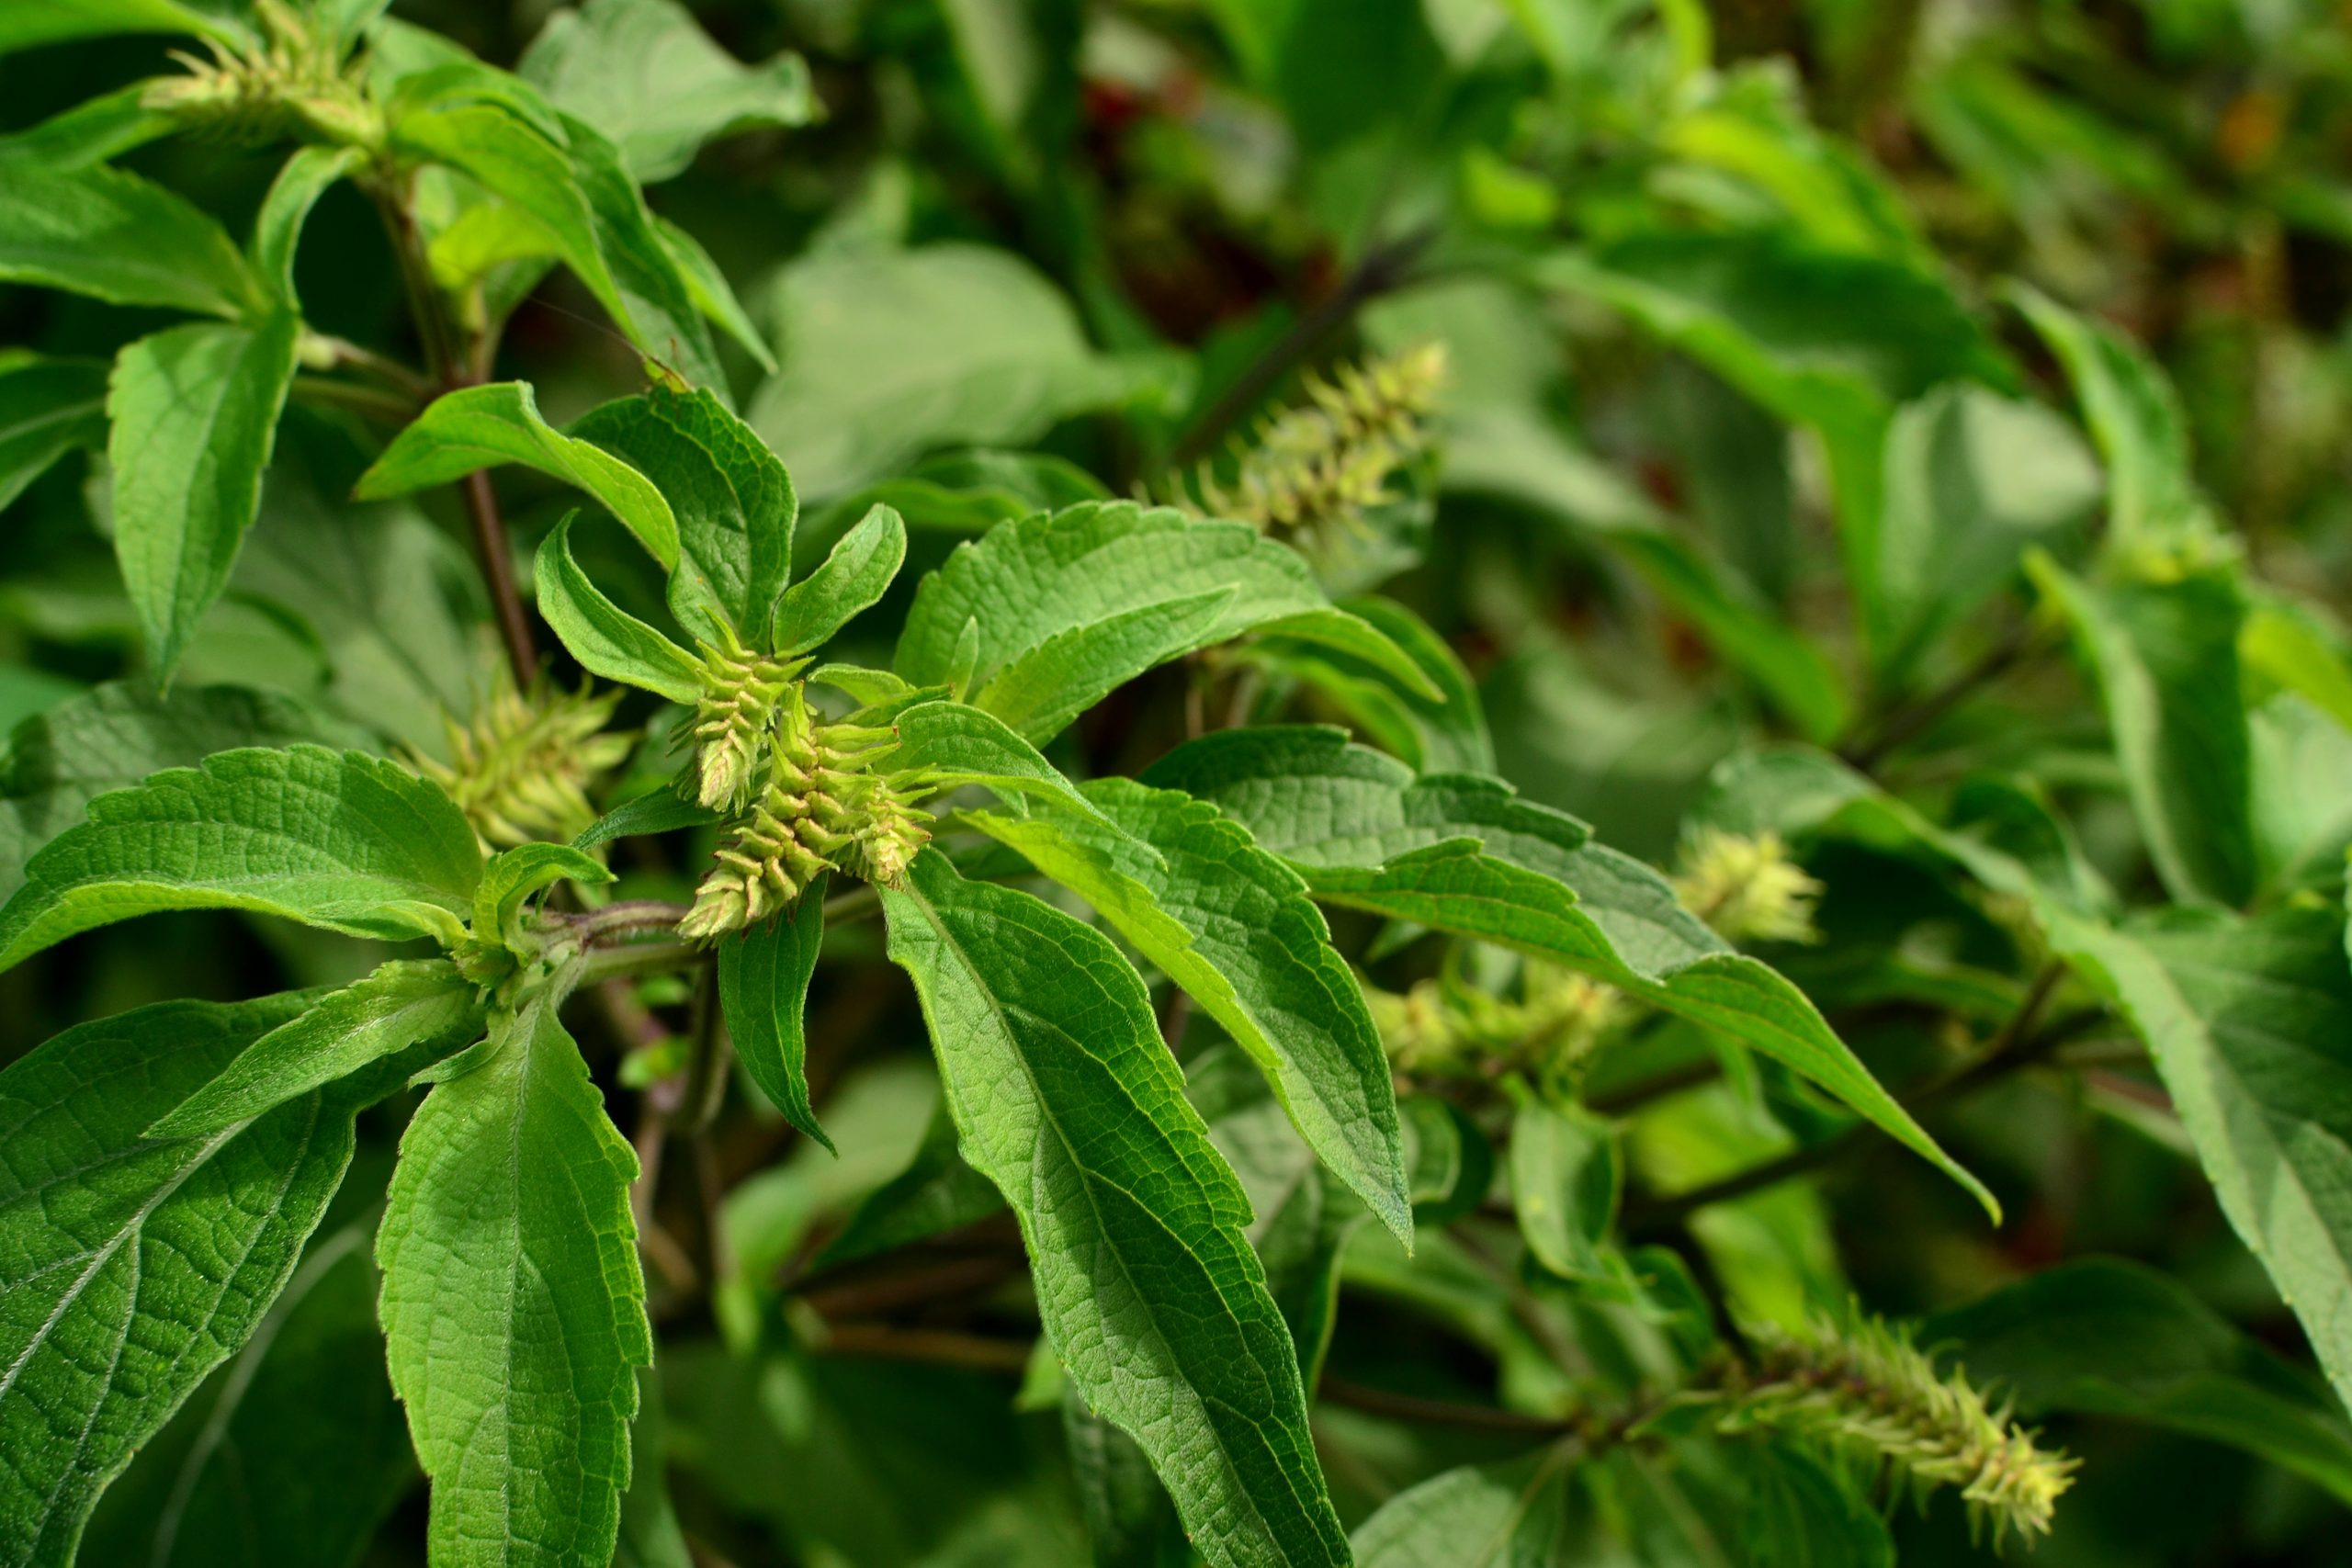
(963, 778), (1412, 1243)
(0, 745), (484, 972)
(1509, 1098), (1620, 1282)
(2009, 282), (2209, 547)
(772, 502), (905, 654)
(0, 354), (108, 512)
(1350, 1455), (1577, 1567)
(573, 785), (718, 852)
(1238, 593), (1494, 773)
(150, 957), (485, 1139)
(717, 877), (831, 1149)
(895, 501), (1430, 741)
(358, 382), (681, 570)
(2030, 554), (2255, 908)
(571, 385), (796, 643)
(554, 107), (729, 394)
(2040, 901), (2352, 1411)
(74, 1224), (417, 1568)
(533, 514), (706, 704)
(474, 840), (615, 952)
(653, 213), (776, 372)
(1148, 728), (1996, 1217)
(880, 851), (1351, 1568)
(0, 994), (368, 1568)
(891, 698), (1108, 823)
(378, 991), (651, 1568)
(519, 0), (817, 184)
(251, 145), (360, 306)
(0, 150), (261, 318)
(107, 311), (303, 683)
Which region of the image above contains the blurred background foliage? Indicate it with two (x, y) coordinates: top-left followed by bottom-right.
(7, 0), (2352, 1563)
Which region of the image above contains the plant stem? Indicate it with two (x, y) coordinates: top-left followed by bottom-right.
(368, 175), (538, 686)
(289, 375), (422, 424)
(578, 938), (707, 985)
(1841, 619), (2049, 770)
(571, 899), (689, 941)
(822, 884), (882, 926)
(1318, 1377), (1577, 1436)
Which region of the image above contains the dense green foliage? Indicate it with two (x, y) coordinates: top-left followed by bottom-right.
(3, 1), (2351, 1564)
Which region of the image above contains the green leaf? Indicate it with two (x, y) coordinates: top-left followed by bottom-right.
(2039, 901), (2352, 1411)
(251, 145), (360, 306)
(653, 213), (776, 373)
(0, 354), (108, 512)
(1064, 1392), (1190, 1568)
(474, 840), (615, 952)
(1933, 1258), (2352, 1506)
(891, 698), (1107, 821)
(0, 993), (375, 1568)
(1147, 728), (1996, 1218)
(76, 1223), (416, 1568)
(772, 502), (905, 654)
(378, 991), (652, 1568)
(0, 0), (236, 54)
(2029, 554), (2256, 908)
(879, 851), (1350, 1568)
(0, 83), (178, 168)
(964, 777), (1412, 1243)
(718, 877), (831, 1150)
(1535, 231), (2012, 657)
(748, 244), (1172, 499)
(814, 1100), (1004, 1268)
(107, 312), (304, 683)
(0, 680), (368, 901)
(533, 514), (706, 704)
(573, 785), (718, 852)
(2009, 281), (2209, 548)
(1441, 406), (1848, 739)
(1351, 1455), (1577, 1566)
(571, 385), (796, 643)
(896, 501), (1428, 742)
(1509, 1098), (1620, 1282)
(520, 0), (817, 183)
(1875, 383), (2100, 682)
(1246, 594), (1494, 773)
(554, 108), (729, 396)
(150, 957), (485, 1139)
(0, 149), (261, 318)
(0, 745), (483, 972)
(357, 382), (681, 570)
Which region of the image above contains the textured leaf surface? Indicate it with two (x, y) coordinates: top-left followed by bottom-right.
(107, 313), (303, 683)
(1351, 1457), (1575, 1567)
(880, 851), (1350, 1568)
(772, 502), (904, 654)
(0, 354), (107, 512)
(1146, 728), (1994, 1217)
(965, 777), (1411, 1242)
(571, 385), (795, 642)
(0, 150), (258, 317)
(520, 0), (816, 182)
(533, 515), (705, 704)
(152, 958), (485, 1138)
(0, 745), (483, 971)
(892, 699), (1106, 822)
(75, 1224), (416, 1568)
(718, 879), (831, 1149)
(2041, 902), (2352, 1410)
(378, 993), (651, 1568)
(2030, 555), (2254, 908)
(357, 382), (680, 569)
(749, 244), (1167, 499)
(0, 681), (366, 901)
(0, 994), (362, 1568)
(896, 502), (1427, 741)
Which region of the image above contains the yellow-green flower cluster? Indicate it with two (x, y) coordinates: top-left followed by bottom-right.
(679, 671), (930, 941)
(1672, 828), (1825, 946)
(1720, 1313), (2076, 1550)
(1370, 963), (1625, 1099)
(1181, 344), (1446, 535)
(413, 676), (631, 851)
(144, 0), (380, 150)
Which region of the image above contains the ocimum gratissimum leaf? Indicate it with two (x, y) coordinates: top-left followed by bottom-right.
(881, 850), (1350, 1568)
